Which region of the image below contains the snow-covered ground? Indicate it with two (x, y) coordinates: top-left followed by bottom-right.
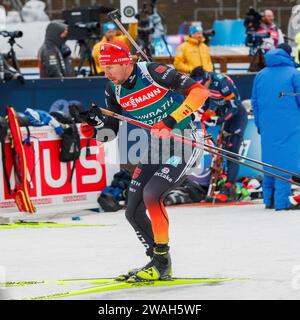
(1, 203), (300, 300)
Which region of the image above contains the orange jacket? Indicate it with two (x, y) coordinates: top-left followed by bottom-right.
(174, 36), (213, 73)
(92, 23), (138, 74)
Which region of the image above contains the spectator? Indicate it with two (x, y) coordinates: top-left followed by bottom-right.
(251, 44), (300, 210)
(92, 22), (138, 76)
(294, 32), (300, 68)
(38, 21), (74, 78)
(174, 25), (213, 74)
(260, 9), (284, 52)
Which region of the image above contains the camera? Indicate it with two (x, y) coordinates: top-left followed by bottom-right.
(203, 29), (215, 45)
(135, 0), (166, 56)
(0, 30), (23, 38)
(244, 7), (270, 55)
(244, 7), (262, 31)
(75, 21), (100, 32)
(63, 6), (114, 41)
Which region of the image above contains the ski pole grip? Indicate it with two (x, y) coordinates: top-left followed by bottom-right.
(108, 9), (121, 21)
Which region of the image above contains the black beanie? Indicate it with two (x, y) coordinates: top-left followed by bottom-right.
(277, 43), (292, 56)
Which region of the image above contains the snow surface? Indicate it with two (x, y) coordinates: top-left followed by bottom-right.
(1, 203), (300, 300)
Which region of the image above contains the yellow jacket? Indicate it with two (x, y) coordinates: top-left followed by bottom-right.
(174, 36), (213, 73)
(295, 32), (300, 69)
(92, 23), (138, 74)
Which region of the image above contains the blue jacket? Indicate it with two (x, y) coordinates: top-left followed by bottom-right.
(251, 49), (300, 173)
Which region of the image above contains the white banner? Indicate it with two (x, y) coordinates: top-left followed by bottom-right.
(120, 0), (138, 24)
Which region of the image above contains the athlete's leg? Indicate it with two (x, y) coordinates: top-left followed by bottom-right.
(133, 129), (202, 281)
(125, 164), (160, 257)
(224, 134), (243, 183)
(143, 165), (188, 244)
(223, 107), (248, 184)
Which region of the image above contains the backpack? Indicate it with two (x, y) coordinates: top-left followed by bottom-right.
(97, 193), (124, 212)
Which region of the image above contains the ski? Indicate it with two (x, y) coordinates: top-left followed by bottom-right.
(171, 201), (258, 208)
(6, 106), (35, 213)
(18, 277), (238, 300)
(0, 221), (114, 229)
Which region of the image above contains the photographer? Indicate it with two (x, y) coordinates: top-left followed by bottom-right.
(245, 8), (284, 56)
(92, 22), (138, 76)
(38, 21), (74, 78)
(260, 10), (284, 52)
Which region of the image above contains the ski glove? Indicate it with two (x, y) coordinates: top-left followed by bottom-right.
(204, 116), (220, 127)
(86, 105), (105, 129)
(151, 115), (177, 139)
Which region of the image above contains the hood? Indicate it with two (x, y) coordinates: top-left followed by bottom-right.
(45, 21), (67, 47)
(265, 49), (297, 68)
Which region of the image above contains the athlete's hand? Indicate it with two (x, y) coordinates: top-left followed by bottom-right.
(204, 116), (219, 127)
(151, 116), (176, 139)
(86, 104), (105, 129)
(292, 175), (300, 184)
(201, 110), (219, 127)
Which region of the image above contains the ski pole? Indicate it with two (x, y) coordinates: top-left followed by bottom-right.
(194, 110), (300, 180)
(279, 92), (300, 97)
(207, 122), (225, 198)
(204, 136), (300, 180)
(107, 9), (150, 62)
(202, 144), (298, 187)
(98, 107), (300, 187)
(99, 106), (300, 181)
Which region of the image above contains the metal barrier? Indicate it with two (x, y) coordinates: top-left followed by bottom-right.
(17, 55), (253, 74)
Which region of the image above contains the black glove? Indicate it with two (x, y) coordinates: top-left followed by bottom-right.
(292, 175), (300, 184)
(86, 104), (105, 128)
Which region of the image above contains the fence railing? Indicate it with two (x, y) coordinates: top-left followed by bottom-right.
(18, 55), (252, 73)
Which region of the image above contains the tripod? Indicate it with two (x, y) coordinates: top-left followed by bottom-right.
(248, 47), (265, 72)
(76, 39), (97, 77)
(4, 36), (22, 73)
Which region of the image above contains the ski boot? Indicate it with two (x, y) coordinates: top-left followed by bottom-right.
(115, 247), (154, 281)
(127, 244), (172, 282)
(115, 268), (141, 281)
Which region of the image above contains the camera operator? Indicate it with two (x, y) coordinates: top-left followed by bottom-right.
(92, 22), (138, 76)
(38, 21), (74, 78)
(260, 9), (284, 52)
(245, 8), (284, 56)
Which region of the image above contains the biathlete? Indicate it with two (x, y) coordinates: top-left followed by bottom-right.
(87, 41), (209, 282)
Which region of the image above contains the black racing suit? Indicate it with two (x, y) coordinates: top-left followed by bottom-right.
(99, 63), (204, 257)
